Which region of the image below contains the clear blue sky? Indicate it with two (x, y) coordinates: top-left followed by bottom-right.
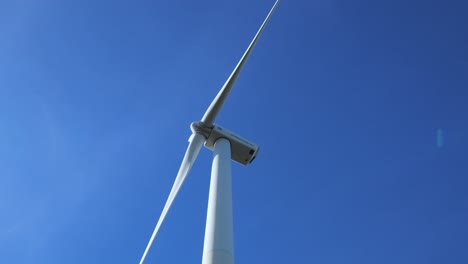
(1, 0), (467, 263)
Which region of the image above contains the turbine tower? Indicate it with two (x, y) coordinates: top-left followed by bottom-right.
(139, 1), (280, 263)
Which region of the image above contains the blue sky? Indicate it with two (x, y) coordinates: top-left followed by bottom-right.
(1, 0), (468, 263)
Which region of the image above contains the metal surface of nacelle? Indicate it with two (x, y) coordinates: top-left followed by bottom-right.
(206, 125), (259, 166)
(192, 122), (259, 166)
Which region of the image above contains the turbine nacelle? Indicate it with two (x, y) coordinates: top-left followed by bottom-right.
(191, 121), (259, 166)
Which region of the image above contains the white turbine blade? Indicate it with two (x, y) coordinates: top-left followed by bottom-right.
(201, 0), (280, 127)
(139, 133), (205, 264)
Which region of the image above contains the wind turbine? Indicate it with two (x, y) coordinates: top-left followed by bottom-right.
(139, 1), (280, 263)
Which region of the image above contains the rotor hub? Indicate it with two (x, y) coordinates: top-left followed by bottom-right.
(191, 121), (213, 139)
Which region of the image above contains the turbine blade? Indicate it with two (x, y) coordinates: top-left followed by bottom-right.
(201, 0), (280, 127)
(139, 133), (205, 264)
